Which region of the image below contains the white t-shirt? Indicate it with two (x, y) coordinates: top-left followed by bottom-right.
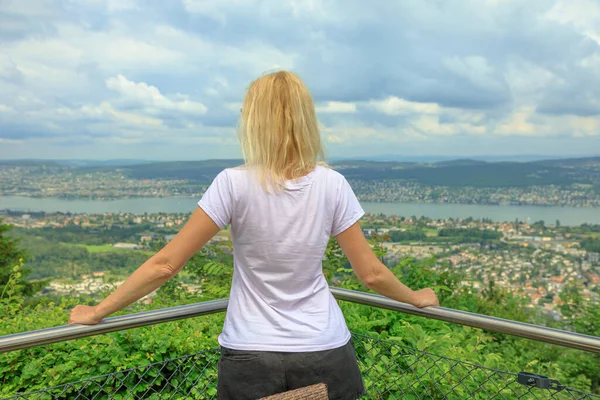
(197, 165), (365, 352)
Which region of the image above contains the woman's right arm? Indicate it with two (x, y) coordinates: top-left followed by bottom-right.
(336, 222), (439, 308)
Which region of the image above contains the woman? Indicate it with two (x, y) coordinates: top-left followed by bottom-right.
(68, 70), (439, 399)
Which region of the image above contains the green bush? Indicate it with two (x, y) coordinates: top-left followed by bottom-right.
(1, 241), (598, 397)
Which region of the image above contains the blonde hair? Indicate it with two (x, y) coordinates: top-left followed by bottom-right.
(238, 70), (325, 191)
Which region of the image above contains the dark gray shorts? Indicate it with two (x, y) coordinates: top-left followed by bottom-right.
(218, 339), (365, 400)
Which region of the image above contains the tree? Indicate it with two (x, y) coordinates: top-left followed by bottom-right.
(0, 219), (32, 296)
(532, 220), (546, 230)
(323, 237), (346, 283)
(185, 243), (233, 299)
(149, 236), (167, 251)
(581, 238), (600, 253)
(559, 281), (600, 392)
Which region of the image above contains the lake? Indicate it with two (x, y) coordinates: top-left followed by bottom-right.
(0, 196), (599, 226)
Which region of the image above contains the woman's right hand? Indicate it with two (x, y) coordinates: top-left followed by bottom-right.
(68, 305), (103, 325)
(411, 288), (440, 308)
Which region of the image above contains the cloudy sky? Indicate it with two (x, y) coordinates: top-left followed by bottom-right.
(1, 0), (600, 161)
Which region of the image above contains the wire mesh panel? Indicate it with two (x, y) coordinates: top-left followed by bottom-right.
(3, 334), (599, 400)
(3, 348), (220, 400)
(352, 333), (600, 400)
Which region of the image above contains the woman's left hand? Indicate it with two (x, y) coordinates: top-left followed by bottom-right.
(68, 305), (103, 325)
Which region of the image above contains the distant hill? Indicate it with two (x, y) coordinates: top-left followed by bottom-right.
(3, 156), (600, 188)
(114, 156), (600, 187)
(331, 154), (597, 163)
(429, 159), (489, 168)
(1, 159), (159, 167)
(59, 159), (158, 167)
(533, 156), (600, 168)
(0, 159), (61, 167)
(92, 159), (243, 182)
(335, 161), (568, 187)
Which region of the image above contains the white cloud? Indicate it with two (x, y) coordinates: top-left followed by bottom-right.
(443, 56), (506, 92)
(182, 0), (334, 24)
(325, 134), (343, 143)
(2, 0), (600, 158)
(495, 108), (540, 136)
(568, 115), (600, 137)
(151, 25), (297, 77)
(3, 23), (183, 74)
(504, 58), (561, 101)
(316, 101), (357, 114)
(368, 97), (440, 116)
(70, 102), (164, 127)
(1, 0), (60, 17)
(182, 0), (245, 24)
(0, 54), (22, 81)
(68, 0), (141, 13)
(412, 115), (487, 136)
(322, 126), (377, 139)
(0, 104), (16, 114)
(544, 0), (600, 38)
(105, 74), (208, 116)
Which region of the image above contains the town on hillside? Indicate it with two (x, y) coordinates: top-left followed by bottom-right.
(3, 209), (599, 320)
(3, 158), (600, 207)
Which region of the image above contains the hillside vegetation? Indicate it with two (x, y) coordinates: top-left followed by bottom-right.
(1, 221), (599, 397)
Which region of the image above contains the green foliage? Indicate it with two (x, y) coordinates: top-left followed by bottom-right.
(388, 229), (427, 242)
(323, 237), (346, 282)
(558, 281), (600, 392)
(0, 220), (33, 296)
(387, 227), (502, 245)
(149, 236), (167, 252)
(390, 257), (457, 297)
(437, 228), (502, 243)
(580, 237), (600, 253)
(323, 237), (365, 291)
(2, 238), (600, 397)
(0, 303), (224, 397)
(12, 224), (151, 246)
(14, 233), (149, 280)
(573, 224), (600, 234)
(156, 276), (186, 301)
(1, 261), (223, 397)
(1, 259), (26, 317)
(67, 243), (131, 253)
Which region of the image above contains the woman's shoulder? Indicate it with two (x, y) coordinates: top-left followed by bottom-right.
(221, 165), (251, 176)
(217, 165), (257, 187)
(318, 165), (346, 182)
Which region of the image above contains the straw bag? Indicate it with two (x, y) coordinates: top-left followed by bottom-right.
(259, 383), (328, 400)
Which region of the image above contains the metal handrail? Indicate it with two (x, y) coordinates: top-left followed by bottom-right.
(0, 299), (228, 353)
(330, 287), (600, 354)
(1, 288), (599, 354)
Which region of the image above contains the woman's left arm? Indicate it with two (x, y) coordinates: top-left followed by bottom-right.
(68, 207), (221, 325)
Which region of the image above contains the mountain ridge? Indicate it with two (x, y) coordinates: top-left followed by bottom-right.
(2, 157), (599, 188)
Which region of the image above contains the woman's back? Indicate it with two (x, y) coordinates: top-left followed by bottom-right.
(198, 164), (364, 351)
(67, 70), (438, 399)
(68, 70), (437, 399)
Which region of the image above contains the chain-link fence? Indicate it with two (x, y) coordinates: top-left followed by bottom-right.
(352, 334), (599, 400)
(4, 333), (599, 400)
(3, 349), (220, 400)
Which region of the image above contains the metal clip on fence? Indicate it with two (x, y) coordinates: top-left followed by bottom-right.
(517, 372), (565, 392)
